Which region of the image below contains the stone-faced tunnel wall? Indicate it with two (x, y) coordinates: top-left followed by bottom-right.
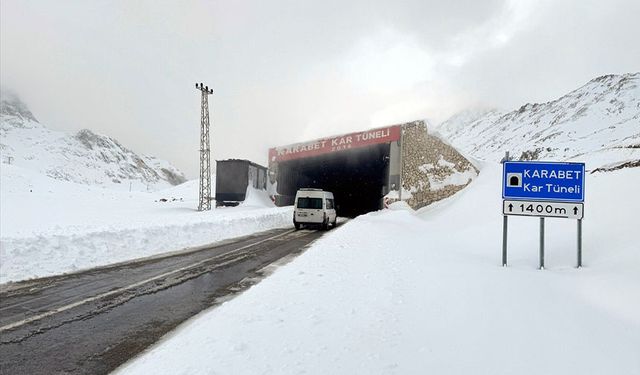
(399, 120), (479, 210)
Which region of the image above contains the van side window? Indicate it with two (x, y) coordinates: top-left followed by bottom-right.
(326, 199), (334, 209)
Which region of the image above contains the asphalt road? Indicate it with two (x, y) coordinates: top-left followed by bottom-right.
(0, 226), (332, 375)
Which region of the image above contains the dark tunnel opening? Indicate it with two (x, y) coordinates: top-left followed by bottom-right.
(276, 144), (390, 217)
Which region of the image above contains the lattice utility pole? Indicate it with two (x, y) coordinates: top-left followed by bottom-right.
(195, 82), (213, 211)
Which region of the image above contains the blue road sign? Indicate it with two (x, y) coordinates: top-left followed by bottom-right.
(502, 161), (585, 202)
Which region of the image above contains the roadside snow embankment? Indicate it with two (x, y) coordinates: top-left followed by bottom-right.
(116, 163), (640, 375)
(0, 164), (292, 283)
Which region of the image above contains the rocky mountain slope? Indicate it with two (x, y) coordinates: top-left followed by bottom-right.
(436, 73), (640, 171)
(0, 90), (186, 190)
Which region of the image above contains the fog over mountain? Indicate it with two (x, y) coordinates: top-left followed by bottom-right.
(436, 73), (640, 171)
(1, 1), (639, 177)
(0, 90), (186, 190)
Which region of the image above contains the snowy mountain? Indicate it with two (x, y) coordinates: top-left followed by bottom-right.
(0, 89), (186, 190)
(436, 73), (640, 171)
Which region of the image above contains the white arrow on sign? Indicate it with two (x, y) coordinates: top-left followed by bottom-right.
(503, 200), (584, 219)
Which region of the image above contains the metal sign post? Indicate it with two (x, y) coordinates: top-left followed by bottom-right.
(399, 127), (404, 201)
(539, 217), (545, 269)
(577, 219), (583, 268)
(501, 151), (510, 267)
(501, 159), (585, 269)
(502, 215), (508, 267)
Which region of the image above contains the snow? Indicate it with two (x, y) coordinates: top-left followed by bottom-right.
(384, 186), (413, 201)
(115, 162), (640, 375)
(417, 162), (434, 172)
(418, 156), (477, 190)
(241, 183), (277, 208)
(0, 164), (292, 283)
(417, 156), (477, 191)
(387, 200), (413, 211)
(427, 166), (476, 190)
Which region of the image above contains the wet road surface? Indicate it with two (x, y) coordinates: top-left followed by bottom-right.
(0, 226), (332, 374)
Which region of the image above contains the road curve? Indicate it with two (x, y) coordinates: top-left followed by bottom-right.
(0, 226), (331, 375)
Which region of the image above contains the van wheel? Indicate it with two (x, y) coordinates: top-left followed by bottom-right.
(331, 218), (337, 228)
(294, 222), (301, 230)
(321, 219), (329, 231)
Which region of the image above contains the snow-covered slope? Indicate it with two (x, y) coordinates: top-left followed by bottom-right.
(0, 89), (186, 191)
(437, 73), (640, 171)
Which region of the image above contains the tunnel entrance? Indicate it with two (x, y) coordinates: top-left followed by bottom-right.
(276, 144), (391, 217)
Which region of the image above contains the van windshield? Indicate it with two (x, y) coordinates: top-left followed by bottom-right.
(297, 197), (323, 209)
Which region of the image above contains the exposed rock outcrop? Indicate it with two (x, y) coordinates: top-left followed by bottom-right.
(398, 120), (478, 210)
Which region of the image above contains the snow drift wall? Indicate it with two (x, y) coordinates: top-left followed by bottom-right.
(0, 207), (293, 284)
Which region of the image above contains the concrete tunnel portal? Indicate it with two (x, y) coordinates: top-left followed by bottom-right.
(268, 125), (402, 218)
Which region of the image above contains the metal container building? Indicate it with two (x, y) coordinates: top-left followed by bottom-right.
(215, 159), (268, 207)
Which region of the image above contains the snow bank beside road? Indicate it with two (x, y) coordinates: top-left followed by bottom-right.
(0, 165), (292, 283)
(116, 164), (640, 375)
(0, 208), (292, 283)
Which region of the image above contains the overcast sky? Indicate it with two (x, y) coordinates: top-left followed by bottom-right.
(2, 0), (639, 177)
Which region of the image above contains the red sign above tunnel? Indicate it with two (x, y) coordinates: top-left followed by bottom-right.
(269, 125), (401, 162)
